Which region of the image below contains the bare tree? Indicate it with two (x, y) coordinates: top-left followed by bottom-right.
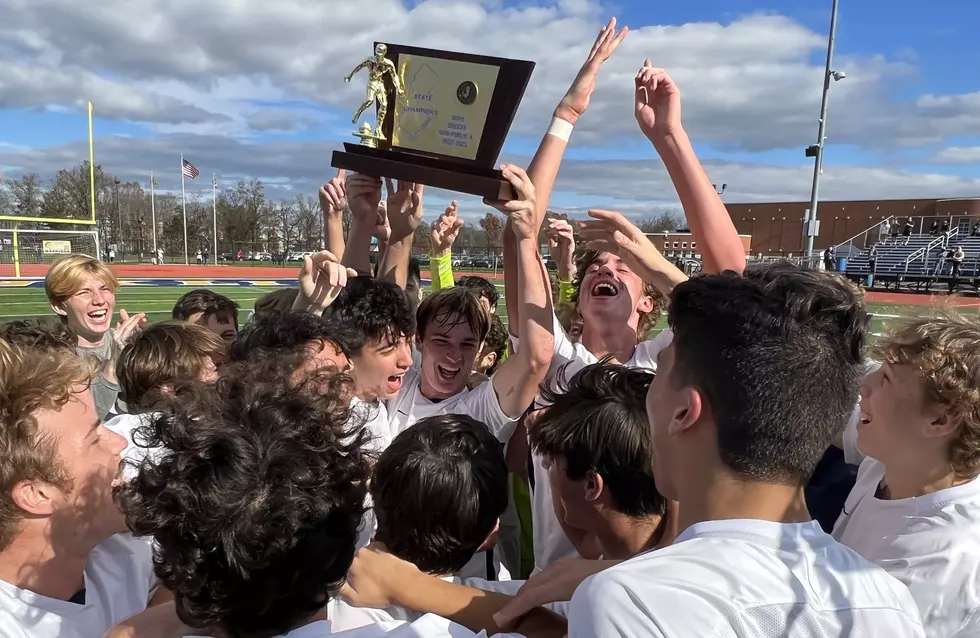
(479, 212), (504, 254)
(7, 174), (44, 218)
(636, 210), (682, 234)
(293, 195), (320, 250)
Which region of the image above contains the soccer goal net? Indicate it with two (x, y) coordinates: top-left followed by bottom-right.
(0, 228), (101, 278)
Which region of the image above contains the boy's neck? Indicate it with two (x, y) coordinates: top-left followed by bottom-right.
(595, 512), (664, 560)
(581, 320), (638, 364)
(882, 462), (975, 500)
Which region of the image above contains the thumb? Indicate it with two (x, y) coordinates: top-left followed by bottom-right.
(337, 168), (346, 181)
(302, 255), (313, 273)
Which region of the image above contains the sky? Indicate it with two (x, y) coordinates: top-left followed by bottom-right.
(0, 0), (978, 223)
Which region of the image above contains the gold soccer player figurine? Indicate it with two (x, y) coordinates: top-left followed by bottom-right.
(345, 43), (404, 140)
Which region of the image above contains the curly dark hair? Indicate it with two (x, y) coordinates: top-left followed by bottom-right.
(230, 309), (360, 364)
(571, 249), (666, 339)
(325, 275), (416, 355)
(115, 360), (370, 638)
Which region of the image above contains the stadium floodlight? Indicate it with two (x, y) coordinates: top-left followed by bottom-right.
(830, 70), (846, 81)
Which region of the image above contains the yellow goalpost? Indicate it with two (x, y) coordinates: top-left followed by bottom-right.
(0, 102), (99, 277)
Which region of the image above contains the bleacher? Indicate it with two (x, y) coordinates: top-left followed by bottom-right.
(844, 229), (980, 293)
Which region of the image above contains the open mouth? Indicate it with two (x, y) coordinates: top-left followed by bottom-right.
(88, 309), (109, 322)
(386, 374), (404, 392)
(859, 411), (871, 426)
(591, 281), (618, 298)
(437, 364), (461, 382)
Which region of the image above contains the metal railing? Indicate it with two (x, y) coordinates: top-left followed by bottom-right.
(833, 216), (894, 255)
(918, 229), (957, 273)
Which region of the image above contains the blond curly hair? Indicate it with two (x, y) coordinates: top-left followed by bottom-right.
(872, 312), (980, 478)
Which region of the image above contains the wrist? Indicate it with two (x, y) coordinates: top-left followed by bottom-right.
(553, 106), (579, 127)
(546, 115), (574, 142)
(647, 125), (688, 147)
(430, 248), (451, 259)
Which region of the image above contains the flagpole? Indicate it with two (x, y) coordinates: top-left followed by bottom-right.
(180, 154), (189, 265)
(150, 172), (157, 259)
(212, 174), (218, 265)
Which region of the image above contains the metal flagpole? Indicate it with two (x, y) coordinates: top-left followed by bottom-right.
(150, 172), (157, 258)
(212, 174), (218, 265)
(181, 154), (189, 265)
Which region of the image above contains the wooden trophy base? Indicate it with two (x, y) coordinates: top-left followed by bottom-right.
(332, 143), (515, 201)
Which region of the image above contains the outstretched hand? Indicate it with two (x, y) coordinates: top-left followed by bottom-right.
(295, 251), (357, 312)
(384, 178), (424, 242)
(634, 60), (682, 140)
(556, 17), (629, 125)
(546, 217), (576, 281)
(340, 543), (421, 610)
(483, 165), (538, 241)
(431, 201), (464, 255)
(319, 168), (347, 217)
(346, 173), (383, 223)
(113, 309), (146, 350)
(577, 209), (668, 280)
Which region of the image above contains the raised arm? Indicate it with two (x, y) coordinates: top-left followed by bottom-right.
(429, 201), (463, 291)
(507, 17), (628, 338)
(377, 178), (424, 289)
(344, 59), (370, 83)
(342, 173), (383, 275)
(319, 168), (348, 261)
(634, 61), (745, 274)
(485, 165), (553, 419)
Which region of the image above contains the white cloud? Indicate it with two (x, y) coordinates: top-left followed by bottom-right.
(933, 146), (980, 164)
(0, 0), (978, 152)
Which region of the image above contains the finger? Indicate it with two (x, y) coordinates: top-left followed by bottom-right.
(587, 18), (612, 61)
(329, 264), (340, 289)
(500, 164), (532, 201)
(384, 177), (395, 199)
(346, 267), (358, 278)
(336, 168), (346, 181)
(337, 265), (348, 289)
(585, 239), (619, 254)
(588, 208), (631, 232)
(414, 183), (424, 196)
(451, 219), (464, 232)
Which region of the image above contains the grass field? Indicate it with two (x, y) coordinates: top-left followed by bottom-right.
(0, 282), (958, 340)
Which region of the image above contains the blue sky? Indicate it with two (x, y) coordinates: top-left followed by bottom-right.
(1, 0), (978, 219)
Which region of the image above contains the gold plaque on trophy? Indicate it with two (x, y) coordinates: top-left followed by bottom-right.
(332, 43), (534, 200)
(390, 55), (500, 162)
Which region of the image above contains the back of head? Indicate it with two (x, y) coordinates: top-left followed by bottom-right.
(457, 276), (499, 311)
(371, 414), (507, 575)
(0, 341), (95, 550)
(0, 319), (76, 353)
(44, 254), (118, 307)
(533, 363), (665, 518)
(172, 289), (240, 328)
(116, 321), (228, 410)
(116, 362), (370, 638)
(416, 286), (490, 342)
(872, 312), (980, 478)
(231, 310), (357, 364)
(667, 262), (868, 485)
(252, 288), (300, 317)
(326, 275), (416, 355)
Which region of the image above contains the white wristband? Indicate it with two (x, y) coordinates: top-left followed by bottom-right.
(547, 117), (574, 142)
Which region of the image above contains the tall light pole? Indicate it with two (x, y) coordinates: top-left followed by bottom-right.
(713, 183), (727, 196)
(804, 0), (844, 266)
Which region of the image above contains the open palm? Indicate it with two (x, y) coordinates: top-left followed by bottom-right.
(556, 17), (628, 124)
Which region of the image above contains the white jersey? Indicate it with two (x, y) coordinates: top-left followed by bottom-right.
(185, 615), (524, 638)
(385, 366), (518, 444)
(513, 316), (673, 573)
(569, 518), (924, 637)
(836, 414), (980, 636)
(0, 534), (156, 638)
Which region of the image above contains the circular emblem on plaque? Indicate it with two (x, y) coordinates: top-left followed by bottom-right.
(456, 81), (478, 105)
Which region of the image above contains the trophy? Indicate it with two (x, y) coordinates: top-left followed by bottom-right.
(332, 42), (535, 200)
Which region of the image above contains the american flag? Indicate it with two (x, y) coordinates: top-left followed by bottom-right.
(181, 158), (199, 180)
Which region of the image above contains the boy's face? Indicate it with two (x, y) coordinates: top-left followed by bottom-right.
(54, 275), (116, 343)
(579, 252), (653, 333)
(857, 363), (949, 469)
(418, 313), (484, 399)
(351, 334), (413, 401)
(186, 310), (238, 342)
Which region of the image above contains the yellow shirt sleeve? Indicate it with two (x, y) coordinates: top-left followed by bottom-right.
(558, 279), (575, 305)
(428, 252), (455, 290)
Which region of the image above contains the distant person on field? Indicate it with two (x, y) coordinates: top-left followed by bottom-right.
(44, 254), (146, 420)
(195, 250), (202, 265)
(172, 288), (240, 342)
(903, 217), (914, 245)
(929, 220), (939, 236)
(941, 218), (951, 234)
(951, 246), (965, 277)
(108, 248), (115, 263)
(156, 247), (164, 264)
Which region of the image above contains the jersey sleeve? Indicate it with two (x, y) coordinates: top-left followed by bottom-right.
(456, 379), (519, 443)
